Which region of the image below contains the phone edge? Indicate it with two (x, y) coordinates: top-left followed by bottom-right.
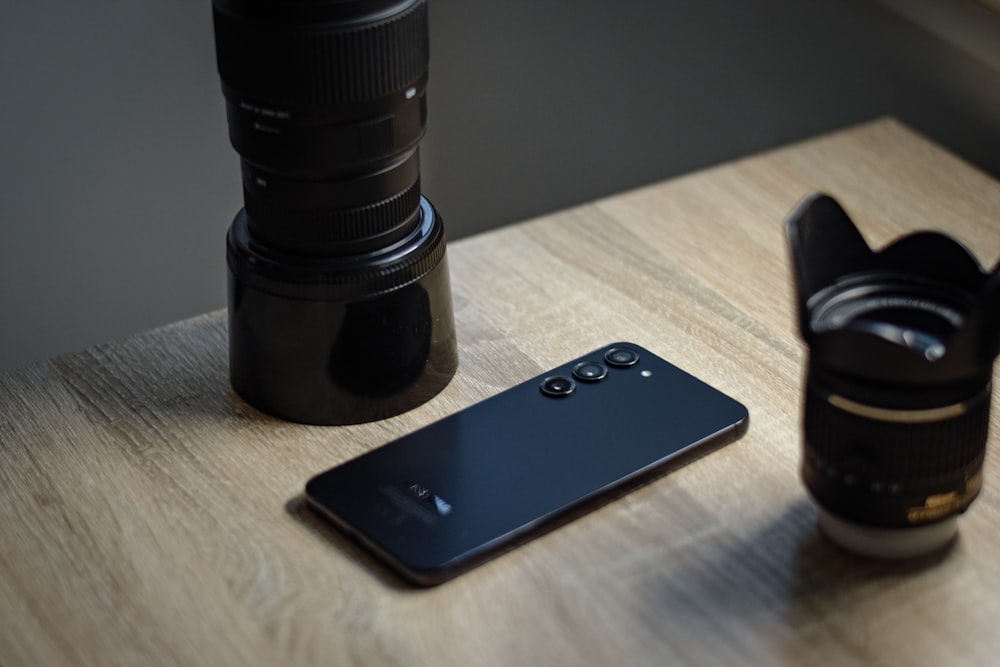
(305, 408), (749, 587)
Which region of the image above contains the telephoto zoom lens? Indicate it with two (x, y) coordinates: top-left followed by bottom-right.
(786, 194), (1000, 558)
(213, 0), (458, 425)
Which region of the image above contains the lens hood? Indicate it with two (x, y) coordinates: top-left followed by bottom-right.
(787, 194), (1000, 391)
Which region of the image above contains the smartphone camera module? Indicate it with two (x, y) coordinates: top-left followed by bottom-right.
(572, 362), (608, 383)
(604, 347), (640, 368)
(540, 375), (576, 398)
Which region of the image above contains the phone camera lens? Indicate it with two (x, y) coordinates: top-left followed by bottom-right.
(604, 347), (640, 368)
(572, 361), (608, 383)
(540, 375), (576, 397)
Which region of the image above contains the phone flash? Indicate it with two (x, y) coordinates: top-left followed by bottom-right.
(641, 370), (652, 378)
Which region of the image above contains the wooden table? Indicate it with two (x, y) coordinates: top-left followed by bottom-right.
(3, 118), (999, 666)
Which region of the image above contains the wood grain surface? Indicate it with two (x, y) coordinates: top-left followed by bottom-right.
(2, 119), (1000, 666)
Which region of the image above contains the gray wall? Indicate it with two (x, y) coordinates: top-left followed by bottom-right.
(2, 0), (998, 373)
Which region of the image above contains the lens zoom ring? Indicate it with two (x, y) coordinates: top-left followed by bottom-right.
(246, 180), (422, 253)
(214, 0), (428, 106)
(803, 382), (990, 484)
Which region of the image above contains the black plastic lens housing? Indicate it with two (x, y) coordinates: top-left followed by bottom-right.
(786, 194), (1000, 529)
(213, 0), (457, 424)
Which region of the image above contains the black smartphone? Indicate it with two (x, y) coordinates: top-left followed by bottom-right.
(305, 342), (749, 586)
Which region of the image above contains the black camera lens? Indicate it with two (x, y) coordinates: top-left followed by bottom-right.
(213, 0), (457, 425)
(540, 376), (577, 398)
(604, 347), (640, 368)
(572, 361), (608, 383)
(787, 194), (1000, 557)
(213, 0), (429, 252)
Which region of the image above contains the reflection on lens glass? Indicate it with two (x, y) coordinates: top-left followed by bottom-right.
(573, 361), (608, 382)
(604, 347), (640, 368)
(540, 376), (576, 397)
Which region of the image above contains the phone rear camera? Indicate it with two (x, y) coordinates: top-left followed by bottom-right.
(604, 347), (640, 368)
(540, 375), (576, 397)
(572, 361), (608, 383)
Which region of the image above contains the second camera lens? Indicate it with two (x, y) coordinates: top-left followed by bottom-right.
(573, 361), (608, 382)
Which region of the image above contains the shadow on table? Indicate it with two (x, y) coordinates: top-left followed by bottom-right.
(637, 498), (956, 657)
(49, 312), (303, 429)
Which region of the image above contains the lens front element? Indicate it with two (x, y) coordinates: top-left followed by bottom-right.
(573, 362), (609, 383)
(604, 347), (640, 368)
(540, 376), (577, 398)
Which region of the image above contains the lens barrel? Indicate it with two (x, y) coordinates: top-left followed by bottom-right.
(213, 0), (457, 424)
(802, 365), (989, 529)
(786, 194), (1000, 555)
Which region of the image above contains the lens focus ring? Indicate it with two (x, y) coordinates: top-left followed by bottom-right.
(214, 0), (429, 108)
(802, 379), (990, 528)
(245, 178), (423, 256)
(804, 382), (990, 484)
